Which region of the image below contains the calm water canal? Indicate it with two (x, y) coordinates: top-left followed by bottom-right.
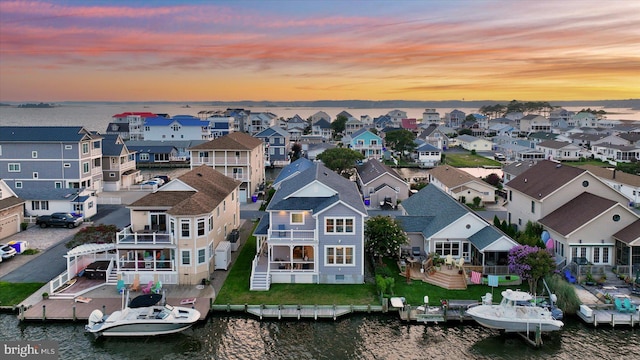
(1, 313), (638, 359)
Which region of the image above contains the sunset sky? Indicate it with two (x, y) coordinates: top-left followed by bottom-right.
(1, 0), (639, 102)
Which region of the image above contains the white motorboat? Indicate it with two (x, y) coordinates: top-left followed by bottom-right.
(85, 294), (200, 337)
(466, 289), (564, 333)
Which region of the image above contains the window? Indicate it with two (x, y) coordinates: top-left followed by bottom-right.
(325, 246), (354, 266)
(82, 162), (89, 173)
(291, 213), (304, 225)
(197, 218), (205, 236)
(82, 143), (89, 154)
(140, 153), (150, 161)
(603, 247), (609, 263)
(8, 163), (20, 172)
(223, 200), (226, 212)
(208, 242), (214, 260)
(65, 145), (72, 150)
(325, 217), (355, 234)
(54, 182), (62, 188)
(531, 201), (535, 213)
(31, 201), (49, 211)
(594, 248), (600, 264)
(613, 214), (621, 222)
(198, 248), (206, 264)
(33, 172), (38, 179)
(64, 163), (71, 168)
(208, 216), (213, 231)
(582, 180), (589, 187)
(32, 151), (38, 158)
(181, 250), (191, 265)
(15, 181), (22, 188)
(180, 219), (191, 238)
(109, 173), (116, 177)
(73, 203), (83, 211)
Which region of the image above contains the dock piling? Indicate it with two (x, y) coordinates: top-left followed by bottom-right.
(42, 305), (46, 321)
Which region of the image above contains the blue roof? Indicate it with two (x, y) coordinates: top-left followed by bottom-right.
(467, 226), (503, 250)
(400, 185), (469, 237)
(254, 215), (270, 236)
(144, 116), (208, 127)
(416, 142), (440, 152)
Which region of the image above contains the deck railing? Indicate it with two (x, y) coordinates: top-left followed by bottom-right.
(268, 229), (316, 242)
(116, 225), (173, 245)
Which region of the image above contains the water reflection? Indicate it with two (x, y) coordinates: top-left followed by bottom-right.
(1, 313), (640, 359)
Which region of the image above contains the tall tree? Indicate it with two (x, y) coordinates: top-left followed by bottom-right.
(384, 129), (416, 160)
(290, 143), (302, 162)
(316, 147), (364, 176)
(365, 216), (408, 264)
(330, 115), (348, 136)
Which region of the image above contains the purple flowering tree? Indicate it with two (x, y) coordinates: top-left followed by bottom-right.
(508, 245), (555, 295)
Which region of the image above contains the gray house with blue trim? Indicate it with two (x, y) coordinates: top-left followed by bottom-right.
(250, 163), (368, 290)
(398, 185), (518, 268)
(0, 126), (104, 193)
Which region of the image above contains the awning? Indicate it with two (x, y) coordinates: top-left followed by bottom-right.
(65, 243), (116, 257)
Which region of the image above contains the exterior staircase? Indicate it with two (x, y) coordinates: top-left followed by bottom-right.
(107, 269), (119, 284)
(423, 269), (467, 290)
(250, 272), (271, 291)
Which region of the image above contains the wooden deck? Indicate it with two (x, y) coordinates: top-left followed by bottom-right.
(576, 304), (640, 327)
(399, 261), (468, 290)
(18, 283), (214, 322)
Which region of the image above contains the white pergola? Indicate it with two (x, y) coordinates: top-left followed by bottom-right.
(64, 243), (116, 282)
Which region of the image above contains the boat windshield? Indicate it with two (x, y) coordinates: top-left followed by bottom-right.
(156, 305), (174, 319)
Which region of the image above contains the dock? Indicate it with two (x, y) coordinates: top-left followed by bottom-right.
(397, 300), (478, 323)
(576, 303), (640, 327)
(212, 304), (383, 320)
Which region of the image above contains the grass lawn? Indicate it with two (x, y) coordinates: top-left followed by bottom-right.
(381, 258), (511, 306)
(215, 222), (512, 306)
(444, 153), (501, 168)
(563, 159), (613, 167)
(214, 224), (379, 305)
(0, 282), (45, 307)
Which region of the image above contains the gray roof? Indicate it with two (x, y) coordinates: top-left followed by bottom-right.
(395, 216), (435, 233)
(101, 134), (126, 156)
(255, 126), (290, 138)
(0, 126), (101, 142)
(506, 160), (586, 199)
(254, 214), (270, 236)
(356, 159), (403, 185)
(273, 158), (314, 187)
(400, 185), (468, 237)
(126, 140), (208, 148)
(13, 187), (87, 201)
(467, 226), (503, 250)
(267, 163), (366, 214)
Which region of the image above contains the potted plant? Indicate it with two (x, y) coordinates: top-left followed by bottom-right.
(585, 270), (596, 286)
(42, 292), (49, 300)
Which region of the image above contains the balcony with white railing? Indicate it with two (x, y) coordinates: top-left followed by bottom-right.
(214, 155), (249, 165)
(268, 229), (316, 244)
(351, 143), (383, 149)
(116, 225), (174, 245)
(191, 156), (212, 166)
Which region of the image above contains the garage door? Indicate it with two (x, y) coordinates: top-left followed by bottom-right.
(0, 213), (20, 240)
(239, 189), (247, 203)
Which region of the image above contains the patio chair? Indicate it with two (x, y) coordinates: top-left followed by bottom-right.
(116, 279), (126, 294)
(142, 280), (153, 294)
(564, 269), (576, 284)
(129, 276), (140, 292)
(455, 258), (465, 270)
(152, 280), (163, 294)
(623, 298), (637, 313)
(411, 247), (421, 258)
(445, 254), (454, 268)
(614, 297), (626, 312)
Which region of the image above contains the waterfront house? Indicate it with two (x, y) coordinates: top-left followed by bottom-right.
(311, 118), (333, 140)
(285, 115), (308, 141)
(188, 132), (266, 203)
(504, 160), (634, 266)
(414, 141), (441, 168)
(417, 124), (450, 150)
(535, 140), (582, 161)
(613, 219), (640, 272)
(207, 115), (235, 138)
(126, 143), (179, 164)
(387, 109), (407, 127)
(304, 142), (336, 161)
(591, 143), (640, 163)
(519, 114), (551, 134)
(224, 108), (251, 133)
(538, 192), (638, 267)
(401, 118), (419, 134)
(110, 112), (159, 140)
(143, 115), (213, 141)
(310, 111), (331, 124)
(344, 117), (365, 136)
(427, 165), (496, 205)
(0, 126), (104, 193)
(255, 126), (291, 167)
(248, 112), (278, 136)
(64, 165), (242, 287)
(398, 184), (519, 268)
(455, 134), (492, 152)
(0, 179), (25, 240)
(422, 108), (441, 125)
(373, 115), (393, 131)
(14, 187), (97, 220)
(356, 159), (409, 209)
(101, 134), (141, 191)
(444, 109), (466, 128)
(343, 129), (384, 160)
(250, 163), (367, 290)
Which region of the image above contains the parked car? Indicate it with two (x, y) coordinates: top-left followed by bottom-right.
(0, 243), (17, 260)
(150, 177), (165, 186)
(35, 212), (83, 228)
(494, 153), (507, 161)
(142, 180), (161, 187)
(154, 175), (171, 184)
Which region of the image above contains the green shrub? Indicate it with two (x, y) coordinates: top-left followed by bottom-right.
(546, 274), (581, 315)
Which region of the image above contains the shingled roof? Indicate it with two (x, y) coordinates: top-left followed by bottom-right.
(613, 219), (640, 245)
(506, 160), (586, 199)
(427, 166), (485, 189)
(538, 192), (617, 236)
(357, 159), (403, 185)
(130, 165), (240, 216)
(577, 165), (640, 187)
(189, 132), (263, 151)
